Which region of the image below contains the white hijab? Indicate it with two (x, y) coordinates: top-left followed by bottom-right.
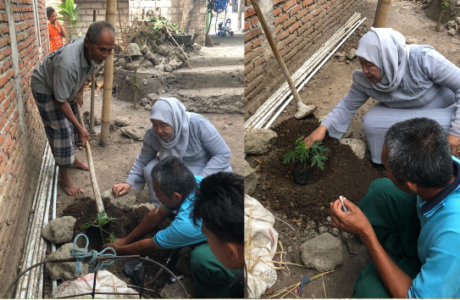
(354, 27), (408, 93)
(150, 97), (191, 159)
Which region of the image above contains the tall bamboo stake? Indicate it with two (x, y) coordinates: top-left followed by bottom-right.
(374, 0), (392, 27)
(90, 10), (96, 134)
(100, 0), (117, 145)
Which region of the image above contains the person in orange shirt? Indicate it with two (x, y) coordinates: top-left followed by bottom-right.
(47, 7), (66, 53)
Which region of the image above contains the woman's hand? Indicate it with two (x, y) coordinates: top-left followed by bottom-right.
(448, 134), (460, 156)
(113, 183), (131, 196)
(304, 125), (327, 148)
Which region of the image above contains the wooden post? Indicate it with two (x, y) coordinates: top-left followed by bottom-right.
(373, 0), (392, 28)
(75, 105), (105, 213)
(89, 10), (96, 134)
(250, 0), (315, 119)
(237, 0), (242, 30)
(100, 0), (117, 145)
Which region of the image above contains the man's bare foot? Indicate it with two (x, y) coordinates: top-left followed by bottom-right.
(60, 169), (83, 196)
(72, 157), (89, 171)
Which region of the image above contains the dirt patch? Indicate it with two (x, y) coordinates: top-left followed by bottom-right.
(247, 117), (386, 225)
(47, 197), (177, 298)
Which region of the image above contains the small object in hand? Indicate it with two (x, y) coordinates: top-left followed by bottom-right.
(340, 196), (349, 213)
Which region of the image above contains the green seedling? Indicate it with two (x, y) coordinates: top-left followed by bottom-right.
(283, 136), (327, 171)
(81, 211), (117, 244)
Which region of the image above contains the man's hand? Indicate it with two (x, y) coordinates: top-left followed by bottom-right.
(113, 183), (131, 196)
(448, 134), (460, 156)
(77, 127), (91, 147)
(72, 95), (83, 107)
(330, 197), (372, 237)
(102, 237), (129, 253)
(304, 125), (327, 148)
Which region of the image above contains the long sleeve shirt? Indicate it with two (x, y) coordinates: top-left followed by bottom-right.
(321, 45), (460, 138)
(126, 113), (232, 190)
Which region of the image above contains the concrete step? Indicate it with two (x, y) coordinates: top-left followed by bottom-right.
(172, 65), (243, 89)
(173, 87), (244, 114)
(186, 46), (244, 68)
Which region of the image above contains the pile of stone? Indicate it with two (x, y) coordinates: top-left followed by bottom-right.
(446, 17), (460, 36)
(115, 42), (199, 73)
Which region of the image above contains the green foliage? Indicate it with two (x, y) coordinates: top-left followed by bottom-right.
(81, 211), (117, 244)
(58, 0), (82, 39)
(283, 136), (328, 171)
(441, 0), (449, 9)
(149, 16), (183, 35)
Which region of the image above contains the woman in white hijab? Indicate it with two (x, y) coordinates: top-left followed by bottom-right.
(304, 27), (460, 163)
(112, 97), (232, 205)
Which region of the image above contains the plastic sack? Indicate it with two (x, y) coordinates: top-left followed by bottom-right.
(53, 270), (139, 299)
(245, 194), (279, 298)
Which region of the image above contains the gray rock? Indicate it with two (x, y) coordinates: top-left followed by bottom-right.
(447, 20), (457, 29)
(160, 277), (194, 298)
(342, 232), (367, 255)
(131, 203), (156, 211)
(144, 51), (153, 61)
(163, 65), (174, 72)
(340, 138), (367, 159)
(101, 189), (137, 211)
(456, 17), (460, 25)
(147, 93), (159, 102)
(124, 59), (143, 70)
(140, 60), (154, 68)
(169, 59), (182, 69)
(244, 128), (278, 155)
(46, 243), (89, 280)
(157, 44), (175, 57)
(306, 220), (316, 230)
(120, 126), (143, 140)
(346, 48), (356, 60)
(338, 56), (346, 62)
(140, 44), (149, 55)
(335, 52), (344, 58)
(244, 161), (257, 195)
(288, 246), (293, 253)
(448, 28), (457, 36)
(140, 98), (150, 106)
(406, 36), (418, 44)
(318, 226), (328, 234)
(42, 216), (76, 244)
(332, 228), (340, 236)
(301, 233), (343, 272)
(326, 216), (331, 223)
(145, 104), (152, 111)
(115, 117), (130, 127)
(127, 43), (142, 57)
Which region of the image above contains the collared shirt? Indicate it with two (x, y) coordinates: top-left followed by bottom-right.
(154, 176), (207, 249)
(31, 37), (95, 102)
(408, 156), (460, 298)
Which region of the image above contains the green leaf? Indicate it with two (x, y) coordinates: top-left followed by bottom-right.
(109, 232), (117, 244)
(58, 10), (71, 18)
(74, 6), (81, 18)
(66, 0), (75, 16)
(58, 3), (66, 9)
(283, 150), (296, 164)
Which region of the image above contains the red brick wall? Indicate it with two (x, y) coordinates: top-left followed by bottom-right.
(0, 0), (48, 294)
(244, 0), (364, 118)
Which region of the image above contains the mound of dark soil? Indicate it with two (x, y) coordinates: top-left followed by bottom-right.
(247, 117), (386, 224)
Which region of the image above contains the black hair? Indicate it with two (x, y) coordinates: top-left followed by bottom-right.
(150, 156), (196, 203)
(191, 172), (244, 245)
(384, 117), (453, 188)
(46, 7), (55, 18)
(85, 21), (115, 44)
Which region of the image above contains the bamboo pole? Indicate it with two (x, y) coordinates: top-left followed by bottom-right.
(250, 0), (316, 120)
(100, 0), (117, 145)
(75, 105), (105, 213)
(90, 10), (96, 134)
(374, 0), (392, 27)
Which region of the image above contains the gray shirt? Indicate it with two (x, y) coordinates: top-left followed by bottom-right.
(31, 37), (96, 102)
(322, 45), (460, 138)
(126, 113), (232, 190)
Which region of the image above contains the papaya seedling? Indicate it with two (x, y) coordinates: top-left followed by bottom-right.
(81, 211), (117, 244)
(283, 136), (327, 171)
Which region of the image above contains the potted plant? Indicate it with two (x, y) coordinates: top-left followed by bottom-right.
(283, 136), (327, 185)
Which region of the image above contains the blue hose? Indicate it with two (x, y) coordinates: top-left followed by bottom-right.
(71, 233), (117, 276)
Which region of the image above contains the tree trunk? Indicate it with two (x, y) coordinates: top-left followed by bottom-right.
(437, 9), (445, 31)
(179, 0), (196, 33)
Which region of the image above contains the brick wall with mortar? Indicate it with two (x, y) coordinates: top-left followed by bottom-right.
(0, 0), (49, 294)
(73, 0), (129, 44)
(130, 0), (207, 45)
(244, 0), (364, 118)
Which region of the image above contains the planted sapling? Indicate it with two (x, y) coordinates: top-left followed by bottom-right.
(283, 136), (328, 171)
(81, 211), (117, 244)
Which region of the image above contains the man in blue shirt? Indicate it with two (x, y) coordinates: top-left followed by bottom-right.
(102, 156), (237, 297)
(331, 118), (460, 298)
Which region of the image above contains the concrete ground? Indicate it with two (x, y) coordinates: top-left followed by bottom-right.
(256, 0), (460, 298)
(209, 32), (244, 47)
